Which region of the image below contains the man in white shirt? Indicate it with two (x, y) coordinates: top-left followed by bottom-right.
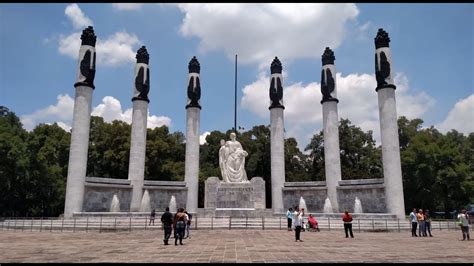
(293, 207), (304, 242)
(457, 208), (470, 241)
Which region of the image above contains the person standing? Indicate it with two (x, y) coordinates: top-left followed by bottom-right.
(149, 209), (156, 226)
(342, 210), (354, 238)
(417, 209), (426, 237)
(457, 208), (470, 241)
(409, 208), (418, 237)
(424, 209), (433, 237)
(184, 210), (192, 239)
(286, 207), (293, 231)
(173, 207), (188, 245)
(293, 207), (304, 242)
(160, 207), (173, 245)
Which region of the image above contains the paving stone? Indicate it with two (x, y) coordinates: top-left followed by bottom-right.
(0, 230), (472, 262)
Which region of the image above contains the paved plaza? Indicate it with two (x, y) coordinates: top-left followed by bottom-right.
(0, 229), (472, 263)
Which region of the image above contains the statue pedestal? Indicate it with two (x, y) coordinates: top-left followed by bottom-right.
(204, 176), (265, 217)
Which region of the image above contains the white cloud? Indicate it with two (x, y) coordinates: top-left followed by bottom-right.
(59, 31), (140, 66)
(200, 131), (211, 145)
(59, 4), (140, 66)
(177, 3), (359, 66)
(112, 3), (144, 10)
(65, 3), (93, 29)
(21, 95), (171, 132)
(20, 94), (75, 131)
(436, 94), (474, 134)
(241, 72), (434, 147)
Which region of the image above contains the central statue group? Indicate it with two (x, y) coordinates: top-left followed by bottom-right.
(219, 133), (249, 183)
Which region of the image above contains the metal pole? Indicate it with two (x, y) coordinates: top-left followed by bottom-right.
(50, 218), (53, 232)
(22, 218), (25, 231)
(100, 216), (103, 233)
(439, 221), (441, 231)
(195, 215), (198, 230)
(246, 216), (248, 229)
(234, 54), (237, 132)
(129, 217), (132, 232)
(229, 216), (232, 230)
(39, 217), (43, 232)
(114, 218), (117, 232)
(61, 217), (64, 232)
(447, 220), (450, 231)
(144, 216), (147, 231)
(14, 218), (17, 230)
(211, 216), (214, 230)
(30, 218), (33, 232)
(86, 217), (89, 232)
(1, 218), (3, 230)
(328, 217), (330, 231)
(372, 219), (375, 231)
(385, 219), (388, 231)
(6, 219), (9, 231)
(279, 217), (282, 230)
(358, 219), (361, 233)
(397, 219), (400, 233)
(73, 217), (76, 233)
(262, 216), (265, 230)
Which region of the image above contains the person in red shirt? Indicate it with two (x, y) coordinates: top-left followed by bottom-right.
(307, 214), (320, 232)
(342, 210), (354, 238)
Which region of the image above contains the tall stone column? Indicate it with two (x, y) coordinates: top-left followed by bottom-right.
(269, 57), (285, 214)
(374, 28), (405, 219)
(184, 56), (201, 214)
(320, 47), (341, 213)
(64, 26), (97, 218)
(128, 46), (151, 212)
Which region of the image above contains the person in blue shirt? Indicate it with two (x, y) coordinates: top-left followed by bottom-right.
(409, 208), (418, 237)
(286, 207), (293, 231)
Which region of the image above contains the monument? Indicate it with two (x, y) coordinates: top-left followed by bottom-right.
(128, 46), (150, 212)
(320, 47), (341, 213)
(269, 57), (285, 214)
(374, 28), (405, 219)
(184, 56), (202, 215)
(64, 26), (96, 218)
(204, 133), (265, 217)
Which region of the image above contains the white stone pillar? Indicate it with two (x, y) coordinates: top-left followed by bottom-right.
(320, 47), (341, 213)
(64, 26), (97, 218)
(374, 28), (405, 219)
(269, 57), (285, 214)
(184, 57), (201, 214)
(128, 46), (150, 212)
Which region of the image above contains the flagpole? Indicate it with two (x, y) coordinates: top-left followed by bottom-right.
(234, 54), (237, 133)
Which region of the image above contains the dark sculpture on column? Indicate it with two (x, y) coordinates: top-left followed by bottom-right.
(186, 56), (201, 109)
(269, 57), (285, 110)
(132, 46), (150, 103)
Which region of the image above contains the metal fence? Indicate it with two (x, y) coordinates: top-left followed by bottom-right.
(0, 216), (465, 233)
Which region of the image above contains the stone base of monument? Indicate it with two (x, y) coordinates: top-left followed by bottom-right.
(203, 176), (266, 217)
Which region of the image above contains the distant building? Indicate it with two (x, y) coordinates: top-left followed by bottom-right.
(0, 106), (9, 116)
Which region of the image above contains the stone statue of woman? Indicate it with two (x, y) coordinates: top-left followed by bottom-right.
(219, 132), (249, 183)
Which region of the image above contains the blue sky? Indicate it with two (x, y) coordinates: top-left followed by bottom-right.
(1, 3), (473, 149)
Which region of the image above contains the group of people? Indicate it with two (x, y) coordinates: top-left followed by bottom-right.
(409, 208), (434, 237)
(286, 207), (356, 241)
(149, 207), (193, 245)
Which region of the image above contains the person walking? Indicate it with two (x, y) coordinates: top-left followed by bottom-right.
(160, 207), (173, 245)
(417, 209), (426, 237)
(286, 207), (293, 231)
(149, 209), (156, 226)
(342, 210), (354, 238)
(293, 207), (304, 242)
(409, 208), (418, 237)
(173, 207), (188, 245)
(424, 209), (433, 237)
(457, 208), (470, 241)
